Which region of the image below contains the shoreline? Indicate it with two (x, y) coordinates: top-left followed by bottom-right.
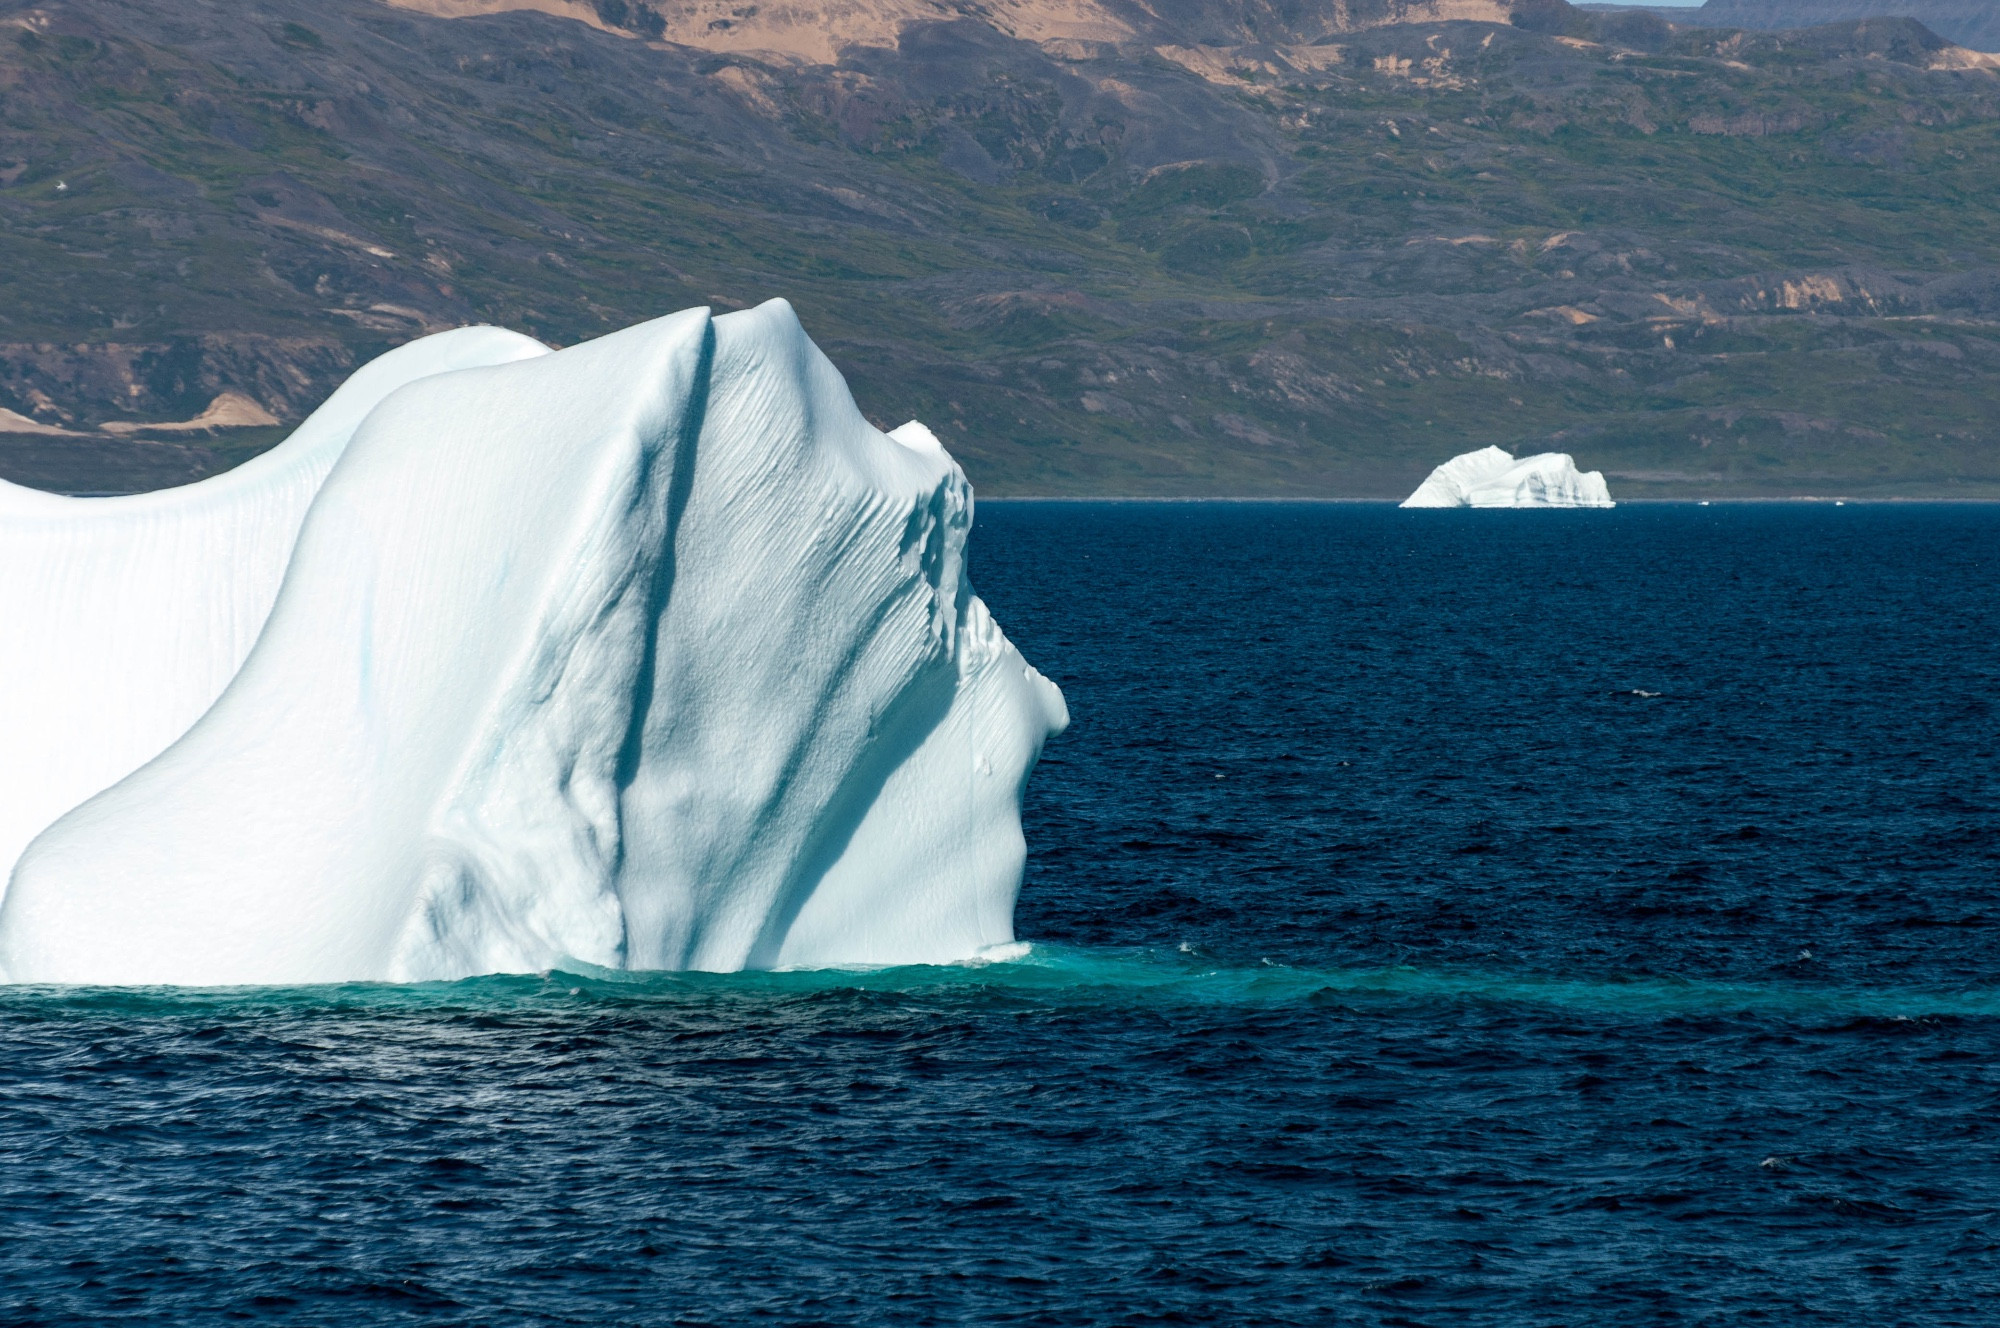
(976, 494), (2000, 504)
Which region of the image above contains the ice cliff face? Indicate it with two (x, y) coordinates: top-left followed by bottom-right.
(0, 301), (1067, 985)
(1401, 447), (1614, 508)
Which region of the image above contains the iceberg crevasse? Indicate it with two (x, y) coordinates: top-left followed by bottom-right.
(1401, 446), (1615, 508)
(0, 300), (1067, 985)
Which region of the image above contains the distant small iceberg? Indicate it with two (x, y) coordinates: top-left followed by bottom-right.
(1401, 446), (1614, 509)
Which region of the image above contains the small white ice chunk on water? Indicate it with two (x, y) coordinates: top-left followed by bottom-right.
(0, 300), (1068, 985)
(1400, 446), (1614, 508)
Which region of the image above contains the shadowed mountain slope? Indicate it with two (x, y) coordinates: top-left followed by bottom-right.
(1609, 0), (2000, 53)
(4, 0), (2000, 496)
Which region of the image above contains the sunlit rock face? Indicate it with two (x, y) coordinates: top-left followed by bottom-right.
(1401, 447), (1615, 508)
(0, 301), (1067, 986)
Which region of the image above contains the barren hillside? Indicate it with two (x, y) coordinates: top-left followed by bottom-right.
(5, 0), (2000, 495)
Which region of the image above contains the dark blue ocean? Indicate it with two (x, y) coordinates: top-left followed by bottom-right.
(4, 502), (1998, 1325)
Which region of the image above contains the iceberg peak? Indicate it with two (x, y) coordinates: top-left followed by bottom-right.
(888, 420), (946, 455)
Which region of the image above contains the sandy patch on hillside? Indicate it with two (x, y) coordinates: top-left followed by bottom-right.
(382, 0), (1519, 65)
(0, 407), (86, 437)
(386, 0), (1132, 63)
(382, 0), (618, 33)
(101, 392), (281, 437)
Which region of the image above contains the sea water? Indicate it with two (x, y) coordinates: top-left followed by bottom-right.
(2, 502), (1995, 1324)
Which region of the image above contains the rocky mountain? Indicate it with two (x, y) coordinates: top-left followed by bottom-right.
(1618, 0), (2000, 53)
(4, 0), (2000, 495)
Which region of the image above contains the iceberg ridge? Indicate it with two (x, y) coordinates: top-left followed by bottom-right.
(0, 326), (550, 886)
(0, 301), (1067, 985)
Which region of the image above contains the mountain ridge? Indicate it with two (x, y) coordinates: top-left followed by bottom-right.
(1591, 0), (2000, 53)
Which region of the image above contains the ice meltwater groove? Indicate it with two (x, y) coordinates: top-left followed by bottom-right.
(0, 301), (1066, 985)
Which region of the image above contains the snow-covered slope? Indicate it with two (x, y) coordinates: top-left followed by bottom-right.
(0, 300), (1067, 985)
(1401, 447), (1615, 508)
(0, 326), (549, 885)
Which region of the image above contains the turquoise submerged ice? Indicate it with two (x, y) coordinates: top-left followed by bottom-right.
(0, 301), (1068, 985)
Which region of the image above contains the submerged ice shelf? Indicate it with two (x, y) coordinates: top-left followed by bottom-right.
(0, 301), (1067, 985)
(1401, 446), (1614, 509)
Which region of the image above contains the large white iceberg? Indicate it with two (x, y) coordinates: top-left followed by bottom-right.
(1401, 446), (1614, 508)
(0, 300), (1067, 986)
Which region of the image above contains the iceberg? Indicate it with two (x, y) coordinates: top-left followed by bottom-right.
(1401, 446), (1614, 508)
(0, 300), (1067, 986)
(0, 326), (550, 888)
